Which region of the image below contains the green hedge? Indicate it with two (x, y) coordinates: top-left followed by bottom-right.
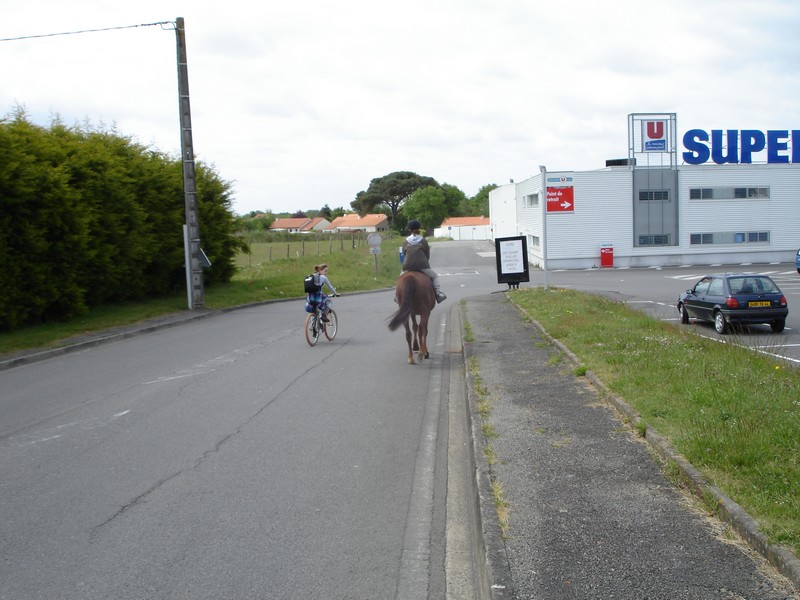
(0, 111), (245, 331)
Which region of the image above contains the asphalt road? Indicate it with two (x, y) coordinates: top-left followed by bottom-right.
(2, 241), (798, 599)
(0, 241), (501, 600)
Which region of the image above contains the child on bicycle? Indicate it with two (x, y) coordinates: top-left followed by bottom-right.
(307, 263), (338, 321)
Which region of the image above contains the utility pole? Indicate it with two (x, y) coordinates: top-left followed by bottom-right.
(175, 17), (204, 309)
(539, 165), (549, 289)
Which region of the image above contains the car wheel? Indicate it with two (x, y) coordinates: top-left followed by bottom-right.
(714, 311), (728, 334)
(771, 319), (785, 333)
(679, 303), (689, 324)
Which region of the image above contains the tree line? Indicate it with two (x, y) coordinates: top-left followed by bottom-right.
(238, 172), (496, 234)
(0, 110), (245, 331)
(352, 171), (496, 232)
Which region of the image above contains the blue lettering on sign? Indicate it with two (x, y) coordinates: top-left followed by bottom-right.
(682, 129), (800, 164)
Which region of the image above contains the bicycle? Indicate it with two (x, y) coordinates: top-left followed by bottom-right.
(305, 295), (339, 346)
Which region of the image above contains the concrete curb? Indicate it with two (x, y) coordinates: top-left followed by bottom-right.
(508, 296), (800, 590)
(459, 302), (516, 599)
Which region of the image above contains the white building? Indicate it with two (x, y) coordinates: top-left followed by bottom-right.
(434, 216), (491, 240)
(490, 113), (800, 269)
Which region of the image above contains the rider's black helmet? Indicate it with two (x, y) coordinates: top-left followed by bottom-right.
(407, 219), (421, 231)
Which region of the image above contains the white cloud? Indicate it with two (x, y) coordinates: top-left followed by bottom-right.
(2, 0), (799, 215)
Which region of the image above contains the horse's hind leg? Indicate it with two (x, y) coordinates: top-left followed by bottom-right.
(419, 315), (430, 359)
(411, 316), (420, 352)
(403, 320), (415, 364)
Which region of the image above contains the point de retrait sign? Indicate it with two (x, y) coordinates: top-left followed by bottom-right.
(546, 186), (574, 212)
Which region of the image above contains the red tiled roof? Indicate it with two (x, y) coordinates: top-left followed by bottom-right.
(271, 218), (311, 230)
(326, 214), (388, 229)
(438, 216), (489, 227)
(300, 217), (328, 231)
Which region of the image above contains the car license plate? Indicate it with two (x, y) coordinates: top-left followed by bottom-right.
(749, 301), (771, 307)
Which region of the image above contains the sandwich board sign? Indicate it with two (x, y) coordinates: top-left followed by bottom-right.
(495, 235), (529, 288)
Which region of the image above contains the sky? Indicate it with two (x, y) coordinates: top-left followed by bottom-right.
(2, 0), (799, 216)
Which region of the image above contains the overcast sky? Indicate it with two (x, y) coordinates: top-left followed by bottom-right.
(3, 0), (799, 216)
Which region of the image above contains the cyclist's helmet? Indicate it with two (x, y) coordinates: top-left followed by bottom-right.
(407, 220), (421, 231)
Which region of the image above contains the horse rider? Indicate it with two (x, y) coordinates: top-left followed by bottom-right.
(401, 220), (446, 304)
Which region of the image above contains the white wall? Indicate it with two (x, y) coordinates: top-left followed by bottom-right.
(546, 169), (633, 268)
(511, 168), (633, 269)
(434, 225), (491, 240)
(488, 183), (519, 240)
(492, 158), (800, 269)
(678, 163), (800, 261)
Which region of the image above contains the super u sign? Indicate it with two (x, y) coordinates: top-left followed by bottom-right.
(642, 120), (668, 152)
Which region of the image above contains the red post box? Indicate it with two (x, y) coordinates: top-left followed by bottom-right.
(600, 244), (613, 268)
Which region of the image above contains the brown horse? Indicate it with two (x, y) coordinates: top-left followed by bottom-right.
(388, 271), (436, 364)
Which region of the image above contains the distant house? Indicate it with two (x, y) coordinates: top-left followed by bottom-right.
(325, 213), (389, 233)
(270, 217), (331, 233)
(434, 216), (491, 240)
(303, 217), (331, 232)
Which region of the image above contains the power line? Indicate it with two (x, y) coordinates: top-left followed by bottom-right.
(0, 21), (175, 42)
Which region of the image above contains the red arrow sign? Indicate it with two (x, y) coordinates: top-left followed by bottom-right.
(546, 186), (574, 212)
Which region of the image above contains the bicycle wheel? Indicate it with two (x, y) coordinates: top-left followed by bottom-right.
(323, 310), (338, 340)
(305, 313), (320, 346)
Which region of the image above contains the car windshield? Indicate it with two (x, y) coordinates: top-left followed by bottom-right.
(728, 276), (779, 294)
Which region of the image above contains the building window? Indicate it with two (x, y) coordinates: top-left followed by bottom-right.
(523, 193), (539, 208)
(690, 231), (770, 245)
(528, 234), (540, 248)
(689, 186), (770, 200)
(638, 234), (670, 246)
(639, 190), (670, 202)
(689, 188), (713, 199)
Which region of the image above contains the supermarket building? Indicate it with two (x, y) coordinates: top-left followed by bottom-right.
(489, 113), (800, 269)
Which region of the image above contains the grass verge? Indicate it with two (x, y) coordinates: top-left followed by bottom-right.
(510, 286), (800, 556)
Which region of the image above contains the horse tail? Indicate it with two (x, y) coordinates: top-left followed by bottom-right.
(388, 277), (416, 331)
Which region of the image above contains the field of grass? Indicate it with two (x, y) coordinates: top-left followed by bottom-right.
(223, 236), (404, 306)
(509, 286), (800, 557)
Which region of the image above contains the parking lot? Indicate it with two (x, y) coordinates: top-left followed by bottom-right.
(531, 262), (800, 364)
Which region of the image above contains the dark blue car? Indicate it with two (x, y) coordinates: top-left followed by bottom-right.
(677, 273), (788, 334)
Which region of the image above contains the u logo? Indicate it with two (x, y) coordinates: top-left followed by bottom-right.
(647, 121), (664, 139)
